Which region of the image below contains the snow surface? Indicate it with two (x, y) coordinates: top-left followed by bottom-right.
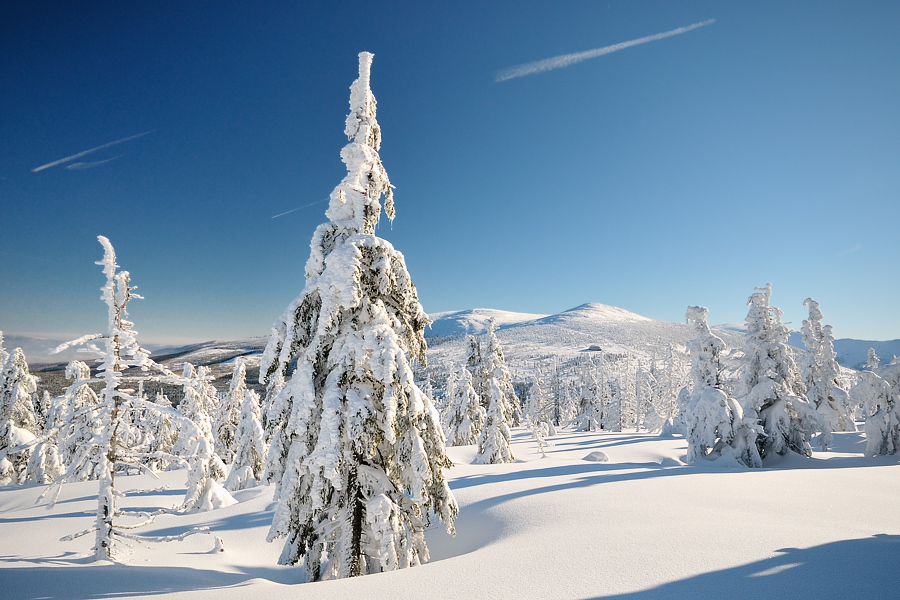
(2, 426), (899, 599)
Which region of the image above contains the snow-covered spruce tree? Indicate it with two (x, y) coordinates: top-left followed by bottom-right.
(475, 378), (515, 464)
(43, 237), (226, 559)
(524, 366), (552, 425)
(481, 323), (521, 425)
(559, 380), (578, 425)
(525, 415), (553, 457)
(214, 360), (249, 464)
(464, 326), (521, 426)
(225, 389), (267, 491)
(0, 344), (39, 485)
(603, 378), (624, 432)
(177, 363), (231, 510)
(24, 427), (63, 484)
(682, 306), (761, 466)
(33, 390), (51, 434)
(574, 365), (604, 432)
(850, 364), (900, 457)
(260, 52), (457, 580)
(24, 386), (62, 486)
(866, 348), (880, 371)
(634, 361), (657, 432)
(442, 364), (484, 446)
(144, 389), (178, 472)
(799, 298), (855, 450)
(738, 285), (821, 459)
(465, 335), (487, 405)
(654, 345), (684, 432)
(260, 366), (285, 434)
(53, 361), (104, 480)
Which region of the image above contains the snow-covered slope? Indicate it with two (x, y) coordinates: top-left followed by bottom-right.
(2, 427), (898, 600)
(427, 302), (744, 374)
(426, 308), (548, 337)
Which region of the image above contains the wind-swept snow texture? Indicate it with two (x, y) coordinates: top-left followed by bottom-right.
(1, 426), (899, 599)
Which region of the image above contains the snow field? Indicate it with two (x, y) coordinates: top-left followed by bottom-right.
(2, 426), (899, 599)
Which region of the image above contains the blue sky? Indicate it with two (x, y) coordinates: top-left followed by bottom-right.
(1, 1), (898, 344)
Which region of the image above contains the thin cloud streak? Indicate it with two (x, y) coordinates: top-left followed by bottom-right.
(65, 155), (122, 170)
(496, 19), (715, 82)
(271, 198), (328, 219)
(839, 244), (863, 257)
(32, 130), (154, 172)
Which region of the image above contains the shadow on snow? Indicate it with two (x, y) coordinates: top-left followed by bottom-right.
(0, 563), (302, 599)
(585, 534), (900, 600)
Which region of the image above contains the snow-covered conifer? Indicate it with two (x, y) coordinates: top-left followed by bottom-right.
(683, 306), (761, 466)
(33, 390), (51, 434)
(43, 237), (229, 559)
(23, 437), (62, 483)
(225, 390), (267, 491)
(260, 367), (284, 434)
(634, 361), (657, 431)
(479, 323), (520, 425)
(738, 285), (821, 459)
(442, 365), (484, 446)
(799, 298), (855, 450)
(259, 53), (457, 580)
(524, 366), (552, 425)
(655, 344), (687, 433)
(603, 378), (624, 432)
(866, 348), (880, 371)
(214, 360), (248, 464)
(0, 347), (39, 485)
(144, 389), (177, 472)
(574, 365), (604, 432)
(685, 306), (725, 391)
(177, 363), (230, 510)
(475, 378), (515, 464)
(526, 415), (553, 457)
(53, 361), (104, 480)
(851, 366), (900, 456)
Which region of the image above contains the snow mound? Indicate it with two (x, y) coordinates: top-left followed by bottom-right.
(583, 451), (609, 462)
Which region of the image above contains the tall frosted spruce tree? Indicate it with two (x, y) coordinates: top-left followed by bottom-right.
(683, 306), (761, 466)
(799, 298), (855, 450)
(738, 284), (821, 459)
(261, 52), (457, 581)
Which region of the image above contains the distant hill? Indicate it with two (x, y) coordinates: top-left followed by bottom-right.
(10, 304), (895, 377)
(786, 332), (900, 370)
(425, 308), (549, 337)
(426, 303), (744, 374)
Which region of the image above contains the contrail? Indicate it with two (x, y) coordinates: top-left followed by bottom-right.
(271, 198), (328, 219)
(65, 155), (122, 170)
(496, 19), (715, 82)
(32, 130), (154, 172)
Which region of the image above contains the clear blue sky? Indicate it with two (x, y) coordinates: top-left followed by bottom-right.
(2, 1), (898, 344)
